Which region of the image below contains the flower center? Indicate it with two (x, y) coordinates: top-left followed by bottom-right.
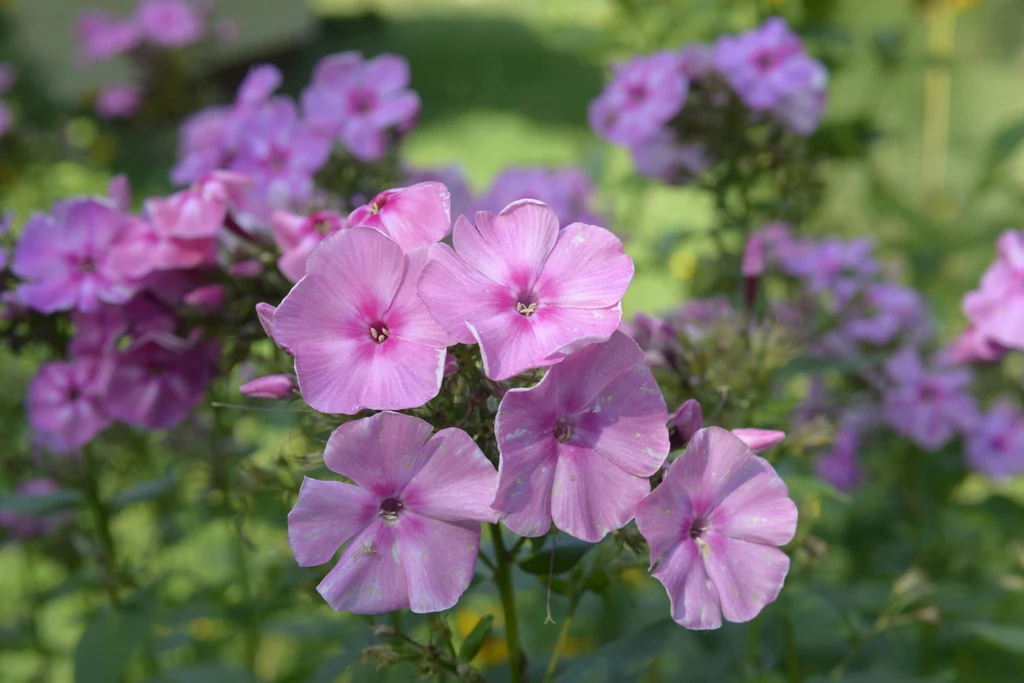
(368, 322), (390, 344)
(350, 87), (377, 115)
(378, 497), (404, 522)
(515, 291), (539, 318)
(552, 417), (573, 443)
(79, 257), (96, 274)
(917, 381), (940, 402)
(688, 517), (708, 540)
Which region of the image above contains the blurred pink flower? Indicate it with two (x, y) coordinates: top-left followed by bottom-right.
(27, 358), (114, 452)
(270, 209), (346, 283)
(240, 374), (297, 399)
(815, 426), (864, 493)
(96, 83), (141, 119)
(135, 0), (203, 47)
(0, 479), (74, 540)
(963, 229), (1024, 351)
(714, 17), (812, 111)
(76, 11), (139, 63)
(475, 167), (603, 227)
(632, 130), (711, 185)
(589, 51), (688, 146)
(883, 348), (976, 451)
(964, 401), (1024, 479)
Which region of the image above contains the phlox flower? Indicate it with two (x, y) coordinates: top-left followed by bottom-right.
(632, 130), (711, 186)
(772, 57), (828, 136)
(941, 326), (1006, 365)
(475, 168), (603, 227)
(347, 182), (452, 253)
(963, 229), (1024, 351)
(240, 374), (297, 400)
(635, 427), (798, 629)
(76, 11), (139, 63)
(96, 83), (142, 119)
(271, 210), (347, 283)
(272, 228), (453, 414)
(288, 411), (498, 614)
(135, 0), (203, 48)
(883, 347), (976, 451)
(418, 200), (633, 381)
(964, 402), (1024, 479)
(589, 51), (689, 147)
(714, 17), (816, 111)
(27, 358), (114, 452)
(492, 331), (669, 542)
(815, 426), (864, 493)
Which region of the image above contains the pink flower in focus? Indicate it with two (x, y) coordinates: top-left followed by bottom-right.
(815, 427), (864, 493)
(589, 51), (688, 146)
(964, 401), (1024, 479)
(272, 228), (453, 414)
(288, 411), (498, 614)
(301, 52), (420, 161)
(635, 427), (798, 629)
(963, 229), (1024, 351)
(347, 182), (451, 253)
(96, 83), (141, 119)
(0, 479), (74, 540)
(883, 348), (976, 451)
(406, 166), (473, 220)
(240, 374), (297, 399)
(492, 332), (669, 541)
(13, 198), (146, 313)
(271, 209), (346, 282)
(76, 11), (139, 63)
(418, 200), (633, 380)
(27, 358), (114, 452)
(135, 0), (203, 47)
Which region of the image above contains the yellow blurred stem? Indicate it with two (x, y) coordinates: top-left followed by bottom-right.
(920, 1), (957, 205)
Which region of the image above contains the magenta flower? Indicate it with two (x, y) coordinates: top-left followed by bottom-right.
(815, 427), (864, 493)
(475, 168), (603, 227)
(589, 51), (688, 146)
(271, 209), (347, 282)
(418, 200), (633, 381)
(964, 402), (1024, 479)
(492, 332), (669, 541)
(0, 479), (74, 540)
(13, 198), (146, 313)
(347, 182), (451, 253)
(301, 52), (420, 161)
(27, 358), (114, 452)
(96, 83), (141, 119)
(135, 0), (203, 47)
(635, 427), (798, 629)
(288, 411), (498, 614)
(963, 230), (1024, 350)
(272, 228), (452, 414)
(103, 332), (219, 430)
(76, 10), (139, 63)
(240, 374), (297, 400)
(883, 348), (976, 451)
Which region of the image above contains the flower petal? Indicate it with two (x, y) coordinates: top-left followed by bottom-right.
(651, 538), (722, 630)
(386, 246), (455, 348)
(372, 182), (451, 252)
(666, 427), (762, 514)
(317, 520), (408, 614)
(303, 227), (405, 317)
(323, 411), (434, 498)
(453, 200), (559, 290)
(417, 242), (503, 345)
(708, 466), (797, 546)
(490, 435), (559, 538)
(634, 476), (694, 567)
(398, 513), (481, 613)
(403, 428), (499, 523)
(287, 477), (378, 566)
(533, 222), (633, 308)
(700, 532), (791, 623)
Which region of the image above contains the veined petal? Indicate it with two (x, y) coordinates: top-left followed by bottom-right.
(287, 477), (378, 566)
(323, 411), (434, 497)
(417, 242), (505, 345)
(398, 513), (481, 613)
(652, 539), (722, 630)
(317, 520), (408, 614)
(491, 436), (559, 538)
(533, 222), (633, 308)
(403, 428), (499, 523)
(700, 532), (791, 623)
(454, 201), (559, 290)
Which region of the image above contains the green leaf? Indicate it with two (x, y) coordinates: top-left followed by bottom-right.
(154, 663), (256, 683)
(0, 488), (82, 516)
(113, 472), (177, 508)
(554, 618), (673, 682)
(518, 537), (595, 575)
(963, 622), (1024, 654)
(783, 474), (852, 505)
(978, 119), (1024, 189)
(457, 614), (494, 662)
(74, 605), (153, 683)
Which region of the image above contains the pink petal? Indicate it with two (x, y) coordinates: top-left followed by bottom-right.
(453, 201), (559, 290)
(317, 520), (409, 614)
(634, 478), (695, 567)
(384, 246), (455, 348)
(397, 513), (481, 613)
(550, 443), (650, 542)
(417, 243), (502, 344)
(667, 427), (763, 514)
(708, 466), (797, 546)
(273, 272), (362, 356)
(730, 428), (786, 454)
(533, 222), (633, 308)
(700, 532), (791, 623)
(303, 227), (405, 317)
(372, 182), (451, 252)
(490, 436), (559, 538)
(364, 53), (411, 92)
(370, 91), (420, 129)
(12, 212), (64, 278)
(287, 477), (378, 566)
(652, 539), (722, 629)
(323, 411), (434, 498)
(403, 428), (499, 523)
(342, 120), (386, 161)
(549, 329), (648, 412)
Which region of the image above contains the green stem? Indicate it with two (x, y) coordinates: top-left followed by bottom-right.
(490, 524), (523, 683)
(83, 446), (121, 608)
(543, 591), (583, 683)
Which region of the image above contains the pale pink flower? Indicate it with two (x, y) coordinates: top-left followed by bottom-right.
(347, 182), (451, 253)
(27, 358), (114, 452)
(731, 428), (786, 454)
(96, 83), (141, 119)
(964, 401), (1024, 479)
(76, 11), (139, 63)
(589, 51), (689, 146)
(493, 332), (669, 541)
(963, 229), (1024, 351)
(288, 411), (498, 613)
(635, 427), (798, 629)
(272, 228), (453, 414)
(135, 0), (203, 47)
(418, 200), (633, 381)
(883, 348), (976, 451)
(270, 209), (346, 282)
(240, 374), (297, 399)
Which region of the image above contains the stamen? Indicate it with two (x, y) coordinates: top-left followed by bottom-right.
(378, 497), (404, 522)
(552, 418), (573, 443)
(516, 301), (538, 317)
(369, 325), (390, 344)
(688, 518), (708, 540)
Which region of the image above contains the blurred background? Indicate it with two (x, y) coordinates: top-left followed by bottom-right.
(3, 1), (1024, 682)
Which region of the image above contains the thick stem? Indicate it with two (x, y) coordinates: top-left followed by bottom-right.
(490, 524), (523, 683)
(543, 591), (582, 683)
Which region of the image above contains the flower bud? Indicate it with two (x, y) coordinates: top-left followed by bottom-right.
(443, 353), (459, 377)
(671, 399), (703, 443)
(228, 259), (264, 277)
(183, 284), (225, 311)
(731, 428), (786, 454)
(240, 374), (297, 399)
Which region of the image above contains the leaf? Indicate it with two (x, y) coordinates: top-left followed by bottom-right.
(518, 537), (595, 575)
(74, 604), (153, 683)
(978, 119), (1024, 190)
(306, 651), (355, 683)
(458, 614), (494, 662)
(113, 472), (177, 508)
(0, 488), (82, 516)
(963, 622), (1024, 655)
(154, 663), (256, 683)
(783, 474), (852, 505)
(553, 618), (673, 682)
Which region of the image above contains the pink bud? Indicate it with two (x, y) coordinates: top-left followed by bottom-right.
(108, 174), (132, 212)
(671, 399), (703, 442)
(741, 233), (765, 278)
(731, 428), (786, 454)
(240, 374), (297, 400)
(184, 284), (224, 311)
(443, 353), (459, 377)
(228, 259), (263, 277)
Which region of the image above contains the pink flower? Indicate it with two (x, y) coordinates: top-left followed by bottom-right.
(815, 427), (864, 492)
(301, 52), (420, 161)
(96, 83), (141, 119)
(0, 479), (74, 540)
(964, 401), (1024, 479)
(183, 284), (224, 310)
(492, 332), (669, 541)
(27, 358), (114, 452)
(76, 11), (139, 63)
(589, 51), (689, 146)
(272, 228), (453, 414)
(963, 229), (1024, 351)
(883, 348), (976, 451)
(772, 57), (828, 136)
(240, 374), (297, 399)
(135, 0), (203, 47)
(347, 182), (451, 253)
(941, 326), (1006, 365)
(103, 332), (219, 429)
(171, 107), (229, 185)
(635, 427), (798, 629)
(475, 168), (603, 227)
(742, 232), (766, 278)
(732, 428), (786, 454)
(418, 200), (633, 381)
(228, 259), (263, 277)
(13, 198), (146, 313)
(288, 411), (498, 614)
(108, 174), (132, 212)
(671, 399), (703, 444)
(836, 283), (930, 348)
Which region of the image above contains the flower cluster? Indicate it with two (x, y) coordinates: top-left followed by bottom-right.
(589, 16), (827, 185)
(265, 185), (798, 628)
(0, 62), (14, 139)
